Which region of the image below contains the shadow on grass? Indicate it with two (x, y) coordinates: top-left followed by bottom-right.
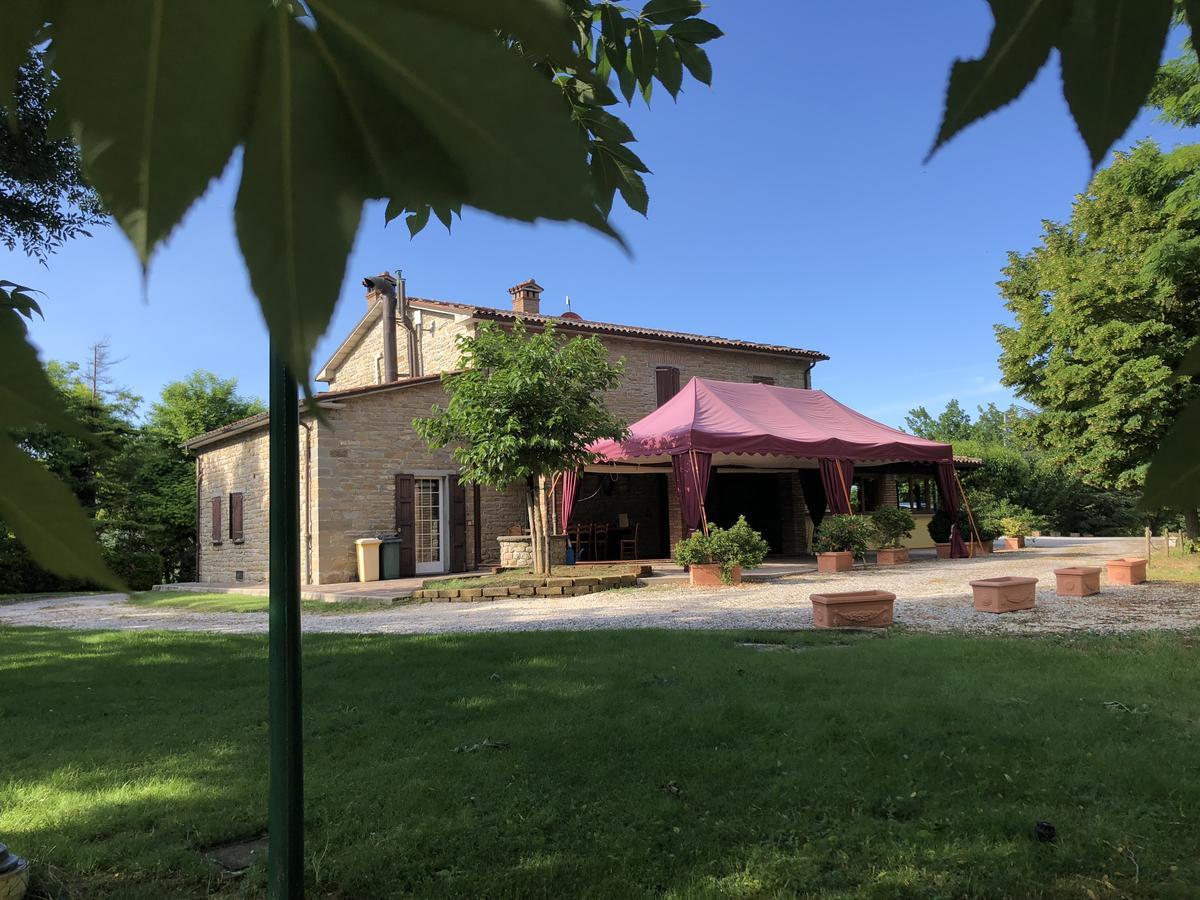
(2, 626), (1199, 898)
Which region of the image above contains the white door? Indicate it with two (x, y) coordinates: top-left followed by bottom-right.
(414, 477), (447, 574)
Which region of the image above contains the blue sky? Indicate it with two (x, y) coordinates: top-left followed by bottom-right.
(5, 2), (1192, 426)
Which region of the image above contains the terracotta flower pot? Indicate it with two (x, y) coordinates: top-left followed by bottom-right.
(1106, 558), (1147, 585)
(810, 590), (896, 628)
(970, 576), (1037, 613)
(875, 547), (909, 566)
(816, 551), (853, 574)
(967, 540), (994, 556)
(1055, 566), (1100, 597)
(689, 563), (741, 586)
(1001, 536), (1025, 550)
(935, 543), (951, 559)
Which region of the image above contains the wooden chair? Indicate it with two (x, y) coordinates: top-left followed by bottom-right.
(592, 523), (610, 560)
(569, 523), (592, 561)
(619, 522), (639, 560)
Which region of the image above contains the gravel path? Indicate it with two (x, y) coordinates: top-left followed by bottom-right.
(3, 538), (1197, 637)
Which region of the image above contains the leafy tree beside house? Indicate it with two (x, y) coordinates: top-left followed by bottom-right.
(996, 141), (1200, 537)
(415, 322), (627, 575)
(0, 366), (261, 591)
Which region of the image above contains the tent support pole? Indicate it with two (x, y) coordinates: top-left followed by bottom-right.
(953, 469), (984, 555)
(690, 450), (710, 536)
(833, 459), (853, 514)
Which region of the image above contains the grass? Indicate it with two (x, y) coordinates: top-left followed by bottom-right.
(127, 591), (391, 615)
(1148, 551), (1200, 583)
(424, 564), (639, 591)
(3, 626), (1200, 898)
(0, 591), (104, 606)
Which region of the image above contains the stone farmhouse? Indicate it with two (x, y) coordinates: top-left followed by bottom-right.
(186, 275), (949, 585)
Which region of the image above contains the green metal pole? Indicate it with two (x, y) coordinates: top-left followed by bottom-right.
(268, 346), (304, 898)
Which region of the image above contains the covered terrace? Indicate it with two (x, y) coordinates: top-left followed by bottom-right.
(561, 378), (974, 560)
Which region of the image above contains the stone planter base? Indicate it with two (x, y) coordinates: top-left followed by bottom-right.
(1107, 558), (1147, 585)
(1055, 566), (1100, 597)
(497, 534), (567, 569)
(875, 547), (909, 566)
(817, 551), (853, 574)
(970, 576), (1037, 613)
(1000, 536), (1025, 550)
(935, 543), (951, 559)
(810, 590), (896, 628)
(689, 564), (741, 586)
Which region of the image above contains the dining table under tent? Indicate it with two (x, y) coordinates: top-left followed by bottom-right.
(559, 377), (976, 558)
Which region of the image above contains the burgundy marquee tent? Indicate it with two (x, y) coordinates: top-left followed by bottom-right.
(574, 377), (971, 557)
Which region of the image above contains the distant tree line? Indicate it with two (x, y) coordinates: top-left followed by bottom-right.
(905, 400), (1152, 538)
(0, 358), (262, 592)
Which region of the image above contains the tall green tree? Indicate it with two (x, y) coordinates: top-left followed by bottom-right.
(415, 322), (627, 574)
(995, 141), (1200, 535)
(0, 49), (104, 261)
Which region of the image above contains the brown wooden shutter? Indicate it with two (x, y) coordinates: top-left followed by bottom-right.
(655, 366), (680, 407)
(449, 475), (467, 572)
(229, 492), (244, 542)
(211, 496), (222, 543)
(752, 375), (775, 385)
(394, 473), (416, 577)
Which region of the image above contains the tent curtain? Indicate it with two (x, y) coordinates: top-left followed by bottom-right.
(559, 469), (580, 529)
(936, 461), (969, 558)
(797, 469), (827, 531)
(671, 450), (712, 534)
(819, 458), (855, 515)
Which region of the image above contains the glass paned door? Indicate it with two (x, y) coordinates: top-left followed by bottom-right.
(415, 477), (445, 574)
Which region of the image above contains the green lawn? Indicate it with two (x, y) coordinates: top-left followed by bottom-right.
(1149, 551), (1200, 584)
(2, 626), (1198, 899)
(127, 591), (392, 615)
(424, 564), (640, 591)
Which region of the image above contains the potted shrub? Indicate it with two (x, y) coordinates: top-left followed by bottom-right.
(927, 508), (964, 559)
(812, 514), (874, 573)
(870, 506), (915, 565)
(674, 515), (770, 586)
(998, 507), (1046, 550)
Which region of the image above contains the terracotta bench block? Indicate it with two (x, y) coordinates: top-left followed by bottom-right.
(817, 552), (853, 574)
(876, 548), (909, 566)
(970, 576), (1037, 613)
(1107, 558), (1147, 585)
(810, 590), (895, 628)
(1054, 566), (1100, 597)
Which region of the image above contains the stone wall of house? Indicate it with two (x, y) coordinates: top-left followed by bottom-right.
(416, 309), (473, 375)
(586, 333), (814, 422)
(196, 422), (319, 584)
(322, 306), (475, 391)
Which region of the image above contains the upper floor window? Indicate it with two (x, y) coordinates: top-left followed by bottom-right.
(752, 375), (775, 385)
(655, 366), (680, 407)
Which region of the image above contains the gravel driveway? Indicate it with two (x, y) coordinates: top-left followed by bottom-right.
(3, 538), (1197, 636)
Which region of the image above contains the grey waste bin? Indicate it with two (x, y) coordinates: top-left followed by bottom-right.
(379, 535), (403, 580)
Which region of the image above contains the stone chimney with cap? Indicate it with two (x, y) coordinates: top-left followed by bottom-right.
(508, 278), (543, 317)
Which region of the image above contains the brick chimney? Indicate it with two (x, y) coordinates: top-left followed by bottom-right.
(508, 278), (543, 317)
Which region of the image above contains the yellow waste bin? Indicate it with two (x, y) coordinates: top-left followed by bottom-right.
(354, 537), (382, 582)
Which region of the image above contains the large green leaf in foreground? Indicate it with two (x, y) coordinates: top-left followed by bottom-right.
(51, 0), (268, 268)
(0, 301), (119, 588)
